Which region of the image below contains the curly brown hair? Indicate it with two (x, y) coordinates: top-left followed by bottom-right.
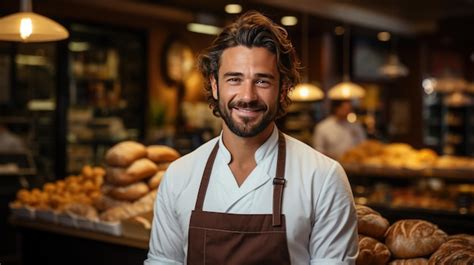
(197, 11), (300, 119)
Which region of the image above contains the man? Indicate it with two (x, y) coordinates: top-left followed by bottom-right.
(313, 100), (366, 160)
(145, 11), (358, 265)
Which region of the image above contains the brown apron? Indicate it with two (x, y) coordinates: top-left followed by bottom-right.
(187, 132), (291, 265)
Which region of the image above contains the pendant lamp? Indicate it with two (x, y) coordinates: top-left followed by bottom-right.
(328, 26), (365, 100)
(379, 35), (409, 78)
(0, 0), (69, 42)
(290, 13), (324, 102)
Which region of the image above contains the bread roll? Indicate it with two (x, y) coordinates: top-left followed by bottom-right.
(388, 258), (428, 265)
(106, 158), (158, 186)
(108, 182), (149, 201)
(356, 235), (391, 265)
(428, 237), (474, 265)
(105, 141), (147, 167)
(356, 204), (390, 239)
(148, 170), (165, 190)
(147, 145), (180, 163)
(385, 219), (447, 259)
(93, 194), (128, 211)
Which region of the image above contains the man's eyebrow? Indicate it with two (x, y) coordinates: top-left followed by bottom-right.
(223, 72), (243, 78)
(255, 73), (276, 80)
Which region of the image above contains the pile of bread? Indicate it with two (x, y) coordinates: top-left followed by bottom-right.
(356, 204), (474, 265)
(96, 141), (180, 222)
(11, 165), (105, 219)
(11, 141), (180, 224)
(341, 140), (474, 170)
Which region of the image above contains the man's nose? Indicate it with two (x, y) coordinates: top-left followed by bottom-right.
(241, 80), (258, 101)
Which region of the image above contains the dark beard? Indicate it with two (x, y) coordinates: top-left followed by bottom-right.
(218, 98), (276, 137)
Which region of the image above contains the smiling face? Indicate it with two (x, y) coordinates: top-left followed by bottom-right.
(211, 46), (282, 138)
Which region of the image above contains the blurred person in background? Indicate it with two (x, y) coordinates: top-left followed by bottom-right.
(0, 123), (26, 152)
(313, 100), (366, 159)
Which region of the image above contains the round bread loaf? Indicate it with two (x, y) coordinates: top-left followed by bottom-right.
(106, 158), (158, 186)
(105, 141), (147, 167)
(388, 258), (428, 265)
(147, 145), (180, 163)
(385, 219), (447, 259)
(108, 182), (149, 201)
(428, 237), (474, 265)
(356, 204), (390, 240)
(148, 170), (165, 190)
(356, 235), (391, 265)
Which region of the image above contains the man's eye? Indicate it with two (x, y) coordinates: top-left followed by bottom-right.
(227, 78), (241, 84)
(256, 80), (270, 87)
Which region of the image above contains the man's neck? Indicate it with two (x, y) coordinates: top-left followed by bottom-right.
(221, 123), (275, 186)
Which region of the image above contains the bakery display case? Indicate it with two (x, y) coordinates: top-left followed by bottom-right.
(64, 23), (147, 175)
(341, 140), (474, 234)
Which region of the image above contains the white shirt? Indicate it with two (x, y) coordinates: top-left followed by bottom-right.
(145, 126), (358, 265)
(313, 117), (366, 159)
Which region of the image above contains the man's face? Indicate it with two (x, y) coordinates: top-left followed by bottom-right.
(336, 101), (353, 119)
(210, 46), (281, 137)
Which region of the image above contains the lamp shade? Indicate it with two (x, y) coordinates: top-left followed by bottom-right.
(290, 83), (324, 101)
(328, 81), (365, 100)
(0, 12), (69, 42)
(379, 53), (409, 78)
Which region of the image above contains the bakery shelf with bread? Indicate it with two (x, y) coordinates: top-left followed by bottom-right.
(355, 204), (474, 265)
(10, 140), (180, 238)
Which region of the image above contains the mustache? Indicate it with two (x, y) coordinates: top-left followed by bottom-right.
(228, 100), (267, 111)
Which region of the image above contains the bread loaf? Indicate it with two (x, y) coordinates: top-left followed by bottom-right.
(100, 190), (157, 222)
(106, 158), (158, 186)
(148, 170), (165, 190)
(105, 141), (147, 167)
(428, 237), (474, 265)
(108, 182), (150, 201)
(388, 258), (428, 265)
(93, 194), (128, 211)
(147, 145), (180, 163)
(356, 235), (391, 265)
(385, 219), (447, 259)
(356, 204), (390, 239)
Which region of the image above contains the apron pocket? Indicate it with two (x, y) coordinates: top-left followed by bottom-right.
(204, 229), (291, 265)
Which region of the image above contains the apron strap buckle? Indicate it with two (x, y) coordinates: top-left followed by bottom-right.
(273, 178), (286, 185)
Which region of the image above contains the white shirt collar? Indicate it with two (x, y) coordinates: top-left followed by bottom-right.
(217, 125), (279, 164)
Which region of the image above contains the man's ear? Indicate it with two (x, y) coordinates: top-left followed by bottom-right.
(210, 75), (218, 100)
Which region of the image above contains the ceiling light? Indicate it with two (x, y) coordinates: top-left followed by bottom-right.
(187, 23), (222, 35)
(377, 31), (391, 42)
(290, 83), (324, 101)
(0, 0), (69, 42)
(379, 53), (409, 78)
(281, 16), (298, 26)
(225, 4), (242, 14)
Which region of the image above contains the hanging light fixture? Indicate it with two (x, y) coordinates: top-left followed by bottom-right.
(328, 26), (365, 100)
(290, 13), (324, 102)
(0, 0), (69, 42)
(379, 34), (409, 79)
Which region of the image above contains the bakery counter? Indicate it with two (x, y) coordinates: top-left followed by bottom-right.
(10, 217), (149, 265)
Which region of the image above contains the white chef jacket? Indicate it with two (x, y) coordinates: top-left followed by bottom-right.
(145, 126), (358, 265)
(313, 117), (366, 159)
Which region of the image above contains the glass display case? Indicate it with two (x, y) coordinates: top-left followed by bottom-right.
(65, 23), (146, 174)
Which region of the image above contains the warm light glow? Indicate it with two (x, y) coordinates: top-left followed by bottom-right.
(281, 16), (298, 26)
(347, 112), (357, 123)
(290, 83), (324, 101)
(20, 17), (32, 40)
(334, 26), (345, 35)
(422, 78), (436, 95)
(68, 42), (90, 52)
(328, 81), (365, 100)
(379, 54), (409, 78)
(225, 4), (242, 14)
(187, 23), (222, 35)
(377, 31), (391, 42)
